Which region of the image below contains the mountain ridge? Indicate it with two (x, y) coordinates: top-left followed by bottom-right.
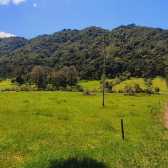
(0, 24), (168, 79)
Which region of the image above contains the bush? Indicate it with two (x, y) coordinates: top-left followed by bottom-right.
(11, 86), (17, 91)
(65, 85), (73, 92)
(58, 87), (64, 91)
(119, 75), (127, 82)
(125, 84), (133, 95)
(144, 88), (154, 94)
(134, 83), (142, 93)
(5, 87), (11, 91)
(75, 84), (83, 92)
(126, 72), (131, 79)
(11, 78), (16, 84)
(154, 87), (160, 93)
(144, 78), (153, 87)
(20, 85), (29, 91)
(83, 91), (90, 95)
(92, 88), (99, 92)
(45, 84), (54, 91)
(118, 89), (124, 93)
(53, 86), (58, 91)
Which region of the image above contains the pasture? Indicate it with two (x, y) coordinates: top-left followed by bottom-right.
(79, 77), (168, 94)
(0, 91), (168, 167)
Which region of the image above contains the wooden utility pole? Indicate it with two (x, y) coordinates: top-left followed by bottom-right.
(102, 34), (105, 106)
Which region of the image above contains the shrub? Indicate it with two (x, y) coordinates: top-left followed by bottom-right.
(134, 83), (142, 93)
(92, 88), (99, 92)
(1, 89), (5, 92)
(154, 87), (160, 93)
(58, 87), (64, 91)
(45, 84), (54, 91)
(126, 72), (131, 79)
(125, 84), (134, 95)
(118, 89), (124, 93)
(53, 86), (58, 91)
(144, 78), (153, 87)
(105, 81), (113, 92)
(11, 78), (16, 84)
(20, 85), (29, 91)
(29, 88), (36, 91)
(83, 91), (90, 95)
(75, 84), (83, 92)
(119, 75), (127, 81)
(5, 87), (11, 91)
(65, 85), (73, 92)
(144, 88), (154, 94)
(11, 86), (17, 91)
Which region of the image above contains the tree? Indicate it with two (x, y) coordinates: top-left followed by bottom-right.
(30, 66), (47, 88)
(51, 66), (79, 88)
(16, 75), (24, 85)
(51, 70), (67, 88)
(63, 66), (79, 86)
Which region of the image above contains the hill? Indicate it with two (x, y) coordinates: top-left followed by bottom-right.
(0, 37), (28, 57)
(0, 24), (168, 79)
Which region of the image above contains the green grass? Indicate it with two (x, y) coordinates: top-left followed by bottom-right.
(78, 80), (101, 92)
(114, 78), (146, 92)
(0, 91), (168, 167)
(2, 77), (167, 94)
(152, 77), (168, 94)
(78, 77), (168, 94)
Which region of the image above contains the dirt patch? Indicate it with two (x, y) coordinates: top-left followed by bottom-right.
(164, 103), (168, 129)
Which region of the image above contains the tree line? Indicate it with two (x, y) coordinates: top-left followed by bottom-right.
(12, 65), (79, 90)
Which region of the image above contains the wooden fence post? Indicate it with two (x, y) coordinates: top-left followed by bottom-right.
(151, 106), (153, 113)
(121, 119), (124, 140)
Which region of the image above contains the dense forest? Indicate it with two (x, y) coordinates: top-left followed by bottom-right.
(0, 24), (168, 80)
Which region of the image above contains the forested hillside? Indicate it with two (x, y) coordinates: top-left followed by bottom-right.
(0, 24), (168, 79)
(0, 37), (28, 57)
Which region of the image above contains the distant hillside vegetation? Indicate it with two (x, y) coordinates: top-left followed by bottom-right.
(0, 24), (168, 79)
(0, 37), (28, 57)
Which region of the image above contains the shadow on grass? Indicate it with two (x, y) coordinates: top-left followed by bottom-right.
(49, 157), (109, 168)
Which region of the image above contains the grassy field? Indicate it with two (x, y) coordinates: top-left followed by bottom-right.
(78, 80), (101, 92)
(0, 90), (168, 167)
(78, 77), (168, 94)
(114, 78), (146, 92)
(114, 77), (167, 94)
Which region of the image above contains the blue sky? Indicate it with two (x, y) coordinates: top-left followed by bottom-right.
(0, 0), (168, 39)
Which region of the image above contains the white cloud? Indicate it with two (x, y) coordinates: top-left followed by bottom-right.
(0, 0), (25, 5)
(0, 32), (16, 38)
(33, 3), (37, 7)
(0, 0), (10, 5)
(12, 0), (25, 5)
